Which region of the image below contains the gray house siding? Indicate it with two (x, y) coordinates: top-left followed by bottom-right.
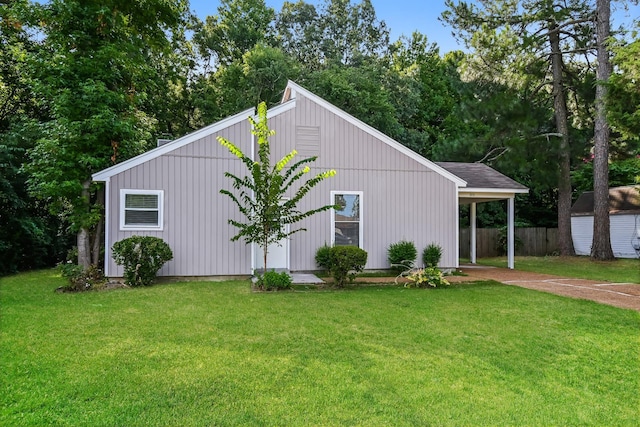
(100, 85), (461, 277)
(267, 94), (459, 270)
(106, 120), (253, 277)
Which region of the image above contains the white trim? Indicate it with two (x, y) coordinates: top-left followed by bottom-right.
(92, 108), (255, 181)
(285, 81), (467, 188)
(330, 191), (364, 249)
(103, 178), (110, 276)
(461, 187), (529, 195)
(470, 202), (477, 264)
(507, 197), (515, 269)
(454, 191), (460, 268)
(267, 98), (296, 118)
(120, 189), (164, 231)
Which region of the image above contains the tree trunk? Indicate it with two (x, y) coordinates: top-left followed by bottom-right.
(549, 22), (575, 256)
(591, 0), (615, 260)
(77, 228), (91, 268)
(77, 180), (92, 268)
(91, 185), (105, 266)
(263, 230), (268, 273)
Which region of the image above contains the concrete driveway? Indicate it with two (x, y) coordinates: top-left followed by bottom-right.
(455, 265), (640, 312)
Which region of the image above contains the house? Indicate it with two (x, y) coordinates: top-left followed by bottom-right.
(92, 81), (528, 277)
(571, 186), (640, 258)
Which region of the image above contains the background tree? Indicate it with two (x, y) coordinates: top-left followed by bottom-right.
(210, 44), (299, 120)
(275, 0), (323, 68)
(591, 0), (614, 260)
(274, 0), (389, 68)
(218, 102), (336, 271)
(193, 0), (275, 69)
(25, 0), (191, 268)
(0, 0), (67, 275)
(608, 27), (640, 156)
(442, 0), (600, 256)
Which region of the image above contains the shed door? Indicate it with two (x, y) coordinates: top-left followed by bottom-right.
(254, 225), (289, 271)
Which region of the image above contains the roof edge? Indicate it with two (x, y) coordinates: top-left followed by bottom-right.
(461, 187), (530, 194)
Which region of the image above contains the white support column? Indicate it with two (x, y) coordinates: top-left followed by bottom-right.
(470, 202), (477, 264)
(507, 197), (515, 269)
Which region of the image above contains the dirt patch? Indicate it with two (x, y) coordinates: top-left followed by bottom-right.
(457, 265), (640, 311)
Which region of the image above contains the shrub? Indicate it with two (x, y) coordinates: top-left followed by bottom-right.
(315, 244), (332, 270)
(496, 226), (524, 255)
(422, 243), (443, 267)
(255, 270), (292, 291)
(112, 236), (173, 287)
(405, 267), (450, 288)
(329, 246), (368, 287)
(387, 240), (417, 272)
(58, 262), (105, 292)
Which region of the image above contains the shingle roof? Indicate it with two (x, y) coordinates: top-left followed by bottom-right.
(435, 162), (528, 190)
(571, 186), (640, 215)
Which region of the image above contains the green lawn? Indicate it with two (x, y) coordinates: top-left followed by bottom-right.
(470, 256), (640, 283)
(2, 270), (639, 426)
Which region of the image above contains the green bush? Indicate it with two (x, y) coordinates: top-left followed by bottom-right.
(112, 236), (173, 287)
(496, 226), (524, 255)
(422, 243), (443, 267)
(388, 240), (417, 272)
(58, 262), (105, 292)
(404, 267), (450, 288)
(255, 270), (292, 291)
(315, 244), (332, 270)
(329, 246), (368, 287)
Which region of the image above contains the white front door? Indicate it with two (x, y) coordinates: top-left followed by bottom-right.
(254, 226), (289, 271)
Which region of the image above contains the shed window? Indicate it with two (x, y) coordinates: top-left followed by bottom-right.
(120, 190), (163, 230)
(331, 191), (362, 248)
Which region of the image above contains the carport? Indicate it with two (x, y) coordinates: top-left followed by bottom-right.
(436, 162), (529, 269)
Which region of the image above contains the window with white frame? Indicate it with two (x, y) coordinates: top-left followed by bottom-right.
(331, 191), (362, 248)
(120, 189), (163, 230)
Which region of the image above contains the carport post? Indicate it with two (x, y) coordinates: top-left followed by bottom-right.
(470, 202), (477, 264)
(507, 197), (515, 269)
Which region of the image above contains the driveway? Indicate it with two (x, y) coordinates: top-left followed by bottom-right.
(455, 265), (640, 312)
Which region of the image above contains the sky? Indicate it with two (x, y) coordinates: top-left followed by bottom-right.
(189, 0), (640, 54)
(189, 0), (464, 53)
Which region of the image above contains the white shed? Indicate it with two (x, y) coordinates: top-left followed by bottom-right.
(571, 186), (640, 258)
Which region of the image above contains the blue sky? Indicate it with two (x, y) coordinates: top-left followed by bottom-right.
(189, 0), (463, 52)
(189, 0), (640, 54)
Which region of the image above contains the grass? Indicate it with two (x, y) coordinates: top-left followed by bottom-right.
(1, 270), (639, 426)
(471, 256), (639, 283)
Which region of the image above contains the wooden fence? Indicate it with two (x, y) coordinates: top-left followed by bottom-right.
(459, 227), (559, 258)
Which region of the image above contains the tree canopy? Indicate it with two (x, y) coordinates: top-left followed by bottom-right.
(2, 0), (639, 274)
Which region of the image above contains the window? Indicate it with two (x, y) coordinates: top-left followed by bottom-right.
(120, 189), (163, 230)
(331, 191), (362, 248)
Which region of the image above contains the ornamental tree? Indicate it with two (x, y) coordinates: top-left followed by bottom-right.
(218, 102), (336, 271)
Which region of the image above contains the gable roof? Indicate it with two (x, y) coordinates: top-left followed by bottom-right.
(284, 81), (466, 187)
(571, 186), (640, 216)
(91, 80), (469, 187)
(436, 162), (529, 193)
